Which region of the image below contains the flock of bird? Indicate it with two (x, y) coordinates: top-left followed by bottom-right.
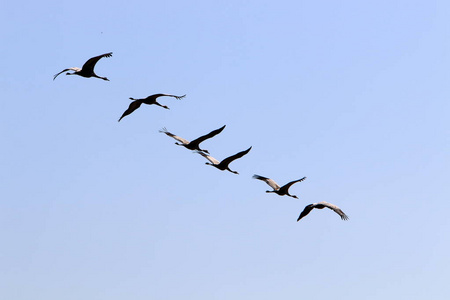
(54, 52), (349, 222)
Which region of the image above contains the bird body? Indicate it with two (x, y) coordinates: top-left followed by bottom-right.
(118, 94), (186, 122)
(53, 52), (112, 80)
(297, 201), (349, 221)
(253, 175), (306, 199)
(196, 146), (252, 174)
(159, 125), (226, 153)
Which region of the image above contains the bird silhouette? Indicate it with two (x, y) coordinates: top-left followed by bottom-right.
(196, 146), (252, 174)
(53, 52), (112, 81)
(297, 201), (349, 221)
(159, 125), (226, 153)
(118, 94), (186, 122)
(252, 175), (306, 199)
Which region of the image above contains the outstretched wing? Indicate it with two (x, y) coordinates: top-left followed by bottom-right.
(219, 146), (252, 168)
(118, 99), (143, 122)
(297, 204), (315, 221)
(81, 52), (113, 72)
(196, 151), (220, 165)
(279, 177), (307, 194)
(159, 127), (190, 145)
(53, 67), (81, 80)
(319, 201), (349, 220)
(298, 202), (349, 221)
(150, 94), (186, 100)
(189, 125), (226, 147)
(252, 174), (280, 191)
(169, 94), (186, 100)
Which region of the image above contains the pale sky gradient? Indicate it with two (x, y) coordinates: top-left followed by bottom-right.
(1, 1), (450, 299)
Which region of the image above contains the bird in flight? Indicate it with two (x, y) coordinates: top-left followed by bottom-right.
(53, 52), (112, 81)
(196, 146), (252, 174)
(159, 125), (226, 153)
(252, 175), (306, 199)
(297, 201), (349, 221)
(118, 94), (186, 122)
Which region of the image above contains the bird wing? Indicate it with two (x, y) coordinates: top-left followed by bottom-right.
(252, 175), (280, 191)
(118, 100), (143, 122)
(297, 204), (315, 221)
(150, 94), (186, 100)
(81, 52), (112, 72)
(169, 94), (186, 100)
(189, 125), (226, 147)
(279, 177), (307, 194)
(53, 67), (81, 80)
(318, 201), (349, 220)
(219, 146), (252, 168)
(196, 151), (220, 165)
(159, 128), (190, 144)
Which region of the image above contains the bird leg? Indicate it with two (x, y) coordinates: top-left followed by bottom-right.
(155, 102), (170, 109)
(227, 168), (239, 175)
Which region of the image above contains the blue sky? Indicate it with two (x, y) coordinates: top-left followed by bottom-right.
(1, 1), (450, 299)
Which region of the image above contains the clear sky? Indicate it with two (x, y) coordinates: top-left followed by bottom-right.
(1, 1), (450, 299)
